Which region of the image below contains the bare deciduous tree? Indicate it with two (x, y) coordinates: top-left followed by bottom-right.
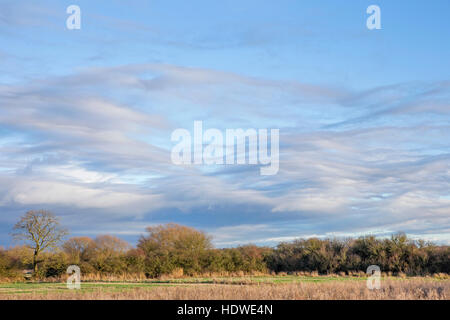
(12, 210), (68, 273)
(63, 236), (95, 264)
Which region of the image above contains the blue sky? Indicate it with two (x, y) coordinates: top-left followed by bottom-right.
(0, 0), (449, 247)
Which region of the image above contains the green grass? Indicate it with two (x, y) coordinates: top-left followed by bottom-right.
(0, 281), (178, 295)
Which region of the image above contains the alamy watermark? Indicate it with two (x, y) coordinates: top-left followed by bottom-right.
(66, 265), (81, 289)
(171, 121), (279, 175)
(66, 5), (81, 30)
(366, 265), (381, 290)
(366, 5), (381, 30)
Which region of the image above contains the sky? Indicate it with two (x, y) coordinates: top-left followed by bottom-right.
(0, 0), (449, 247)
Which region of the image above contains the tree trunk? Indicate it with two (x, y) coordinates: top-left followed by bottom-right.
(33, 250), (38, 273)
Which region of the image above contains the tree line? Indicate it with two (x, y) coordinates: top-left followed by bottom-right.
(0, 210), (448, 279)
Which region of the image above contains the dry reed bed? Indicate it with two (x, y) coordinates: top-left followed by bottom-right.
(1, 279), (448, 300)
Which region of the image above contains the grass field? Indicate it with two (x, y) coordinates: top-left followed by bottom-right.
(0, 276), (448, 300)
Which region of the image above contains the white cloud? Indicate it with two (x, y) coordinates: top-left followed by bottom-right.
(0, 178), (163, 214)
(0, 63), (448, 244)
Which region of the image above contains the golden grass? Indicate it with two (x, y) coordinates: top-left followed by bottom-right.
(1, 278), (448, 300)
